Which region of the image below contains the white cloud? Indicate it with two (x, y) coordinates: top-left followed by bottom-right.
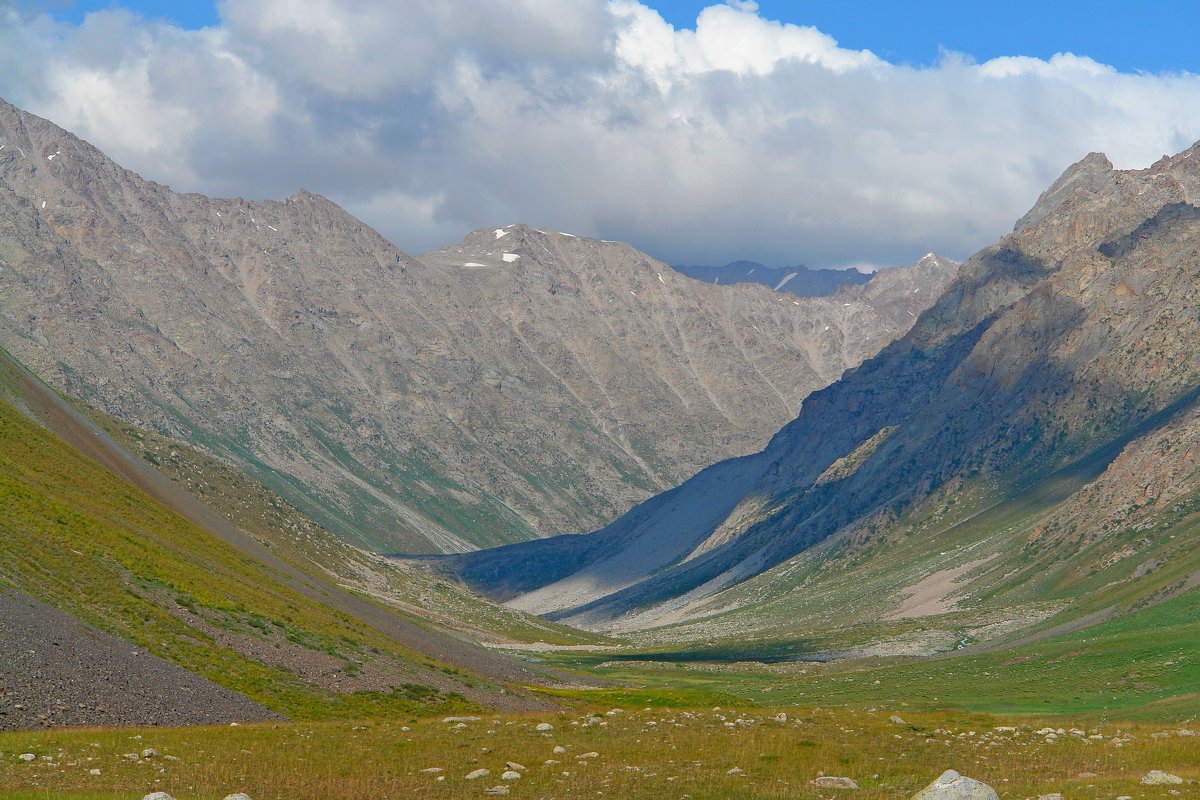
(3, 1), (1200, 268)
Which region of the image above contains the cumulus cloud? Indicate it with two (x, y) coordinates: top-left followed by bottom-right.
(3, 0), (1200, 268)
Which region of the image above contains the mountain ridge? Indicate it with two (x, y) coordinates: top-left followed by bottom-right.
(0, 97), (957, 553)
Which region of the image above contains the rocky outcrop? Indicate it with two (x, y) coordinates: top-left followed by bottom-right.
(0, 99), (955, 553)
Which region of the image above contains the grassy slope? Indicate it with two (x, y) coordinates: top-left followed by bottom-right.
(0, 362), (475, 720)
(80, 403), (608, 649)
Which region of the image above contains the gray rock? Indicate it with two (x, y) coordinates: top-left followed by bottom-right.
(142, 794), (177, 800)
(483, 787), (510, 796)
(813, 776), (859, 789)
(465, 768), (490, 780)
(500, 770), (522, 781)
(1141, 771), (1184, 786)
(911, 770), (999, 800)
(223, 794), (253, 800)
(18, 753), (36, 762)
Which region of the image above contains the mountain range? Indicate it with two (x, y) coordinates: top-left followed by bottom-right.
(672, 260), (872, 296)
(445, 143), (1200, 658)
(0, 98), (956, 553)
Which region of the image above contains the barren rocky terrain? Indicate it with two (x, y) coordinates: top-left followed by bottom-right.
(0, 589), (280, 730)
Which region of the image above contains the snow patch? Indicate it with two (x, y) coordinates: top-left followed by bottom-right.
(559, 231), (577, 237)
(463, 262), (486, 267)
(41, 201), (46, 209)
(267, 224), (277, 232)
(773, 272), (799, 291)
(46, 151), (60, 161)
(657, 273), (666, 285)
(502, 253), (520, 263)
(494, 229), (509, 239)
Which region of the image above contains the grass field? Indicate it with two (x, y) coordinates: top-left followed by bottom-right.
(0, 706), (1196, 800)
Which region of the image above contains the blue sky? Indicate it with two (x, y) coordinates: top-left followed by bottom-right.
(45, 0), (1200, 74)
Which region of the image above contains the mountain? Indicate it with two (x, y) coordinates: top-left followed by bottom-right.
(445, 143), (1200, 648)
(0, 99), (956, 554)
(672, 260), (871, 296)
(0, 346), (580, 725)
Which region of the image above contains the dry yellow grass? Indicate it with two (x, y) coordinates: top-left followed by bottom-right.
(1, 706), (1196, 800)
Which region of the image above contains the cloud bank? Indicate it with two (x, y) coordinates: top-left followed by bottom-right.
(3, 0), (1200, 267)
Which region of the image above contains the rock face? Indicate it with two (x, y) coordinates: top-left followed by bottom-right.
(0, 99), (955, 553)
(911, 770), (999, 800)
(447, 139), (1200, 630)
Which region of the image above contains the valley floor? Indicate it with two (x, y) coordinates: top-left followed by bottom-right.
(0, 706), (1196, 800)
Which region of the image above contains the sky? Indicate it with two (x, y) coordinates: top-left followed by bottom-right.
(3, 1), (1200, 269)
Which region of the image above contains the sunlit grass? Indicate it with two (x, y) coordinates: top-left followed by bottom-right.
(0, 707), (1195, 800)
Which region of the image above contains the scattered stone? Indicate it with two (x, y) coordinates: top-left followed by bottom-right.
(143, 794), (176, 800)
(163, 755), (181, 763)
(501, 770), (522, 781)
(420, 768), (444, 774)
(773, 713), (788, 723)
(813, 776), (859, 789)
(553, 746), (566, 754)
(535, 722), (554, 731)
(1141, 771), (1184, 786)
(122, 753), (140, 761)
(18, 753), (36, 762)
(465, 768), (491, 780)
(444, 716), (482, 724)
(1077, 772), (1098, 779)
(505, 761), (527, 772)
(890, 715), (907, 725)
(88, 768), (101, 776)
(1038, 793), (1064, 800)
(911, 770), (999, 800)
(141, 748), (159, 759)
(579, 751), (599, 759)
(223, 795), (252, 800)
(483, 787), (510, 796)
(728, 767), (744, 775)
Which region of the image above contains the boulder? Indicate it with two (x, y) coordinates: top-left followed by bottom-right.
(911, 770), (999, 800)
(1141, 771), (1184, 786)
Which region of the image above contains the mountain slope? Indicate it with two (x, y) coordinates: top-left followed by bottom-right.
(0, 346), (577, 723)
(446, 143), (1200, 643)
(0, 99), (956, 553)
